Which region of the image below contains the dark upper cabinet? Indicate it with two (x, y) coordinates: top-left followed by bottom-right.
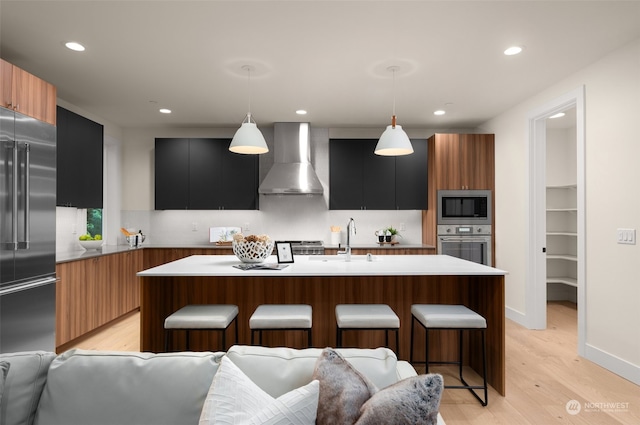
(395, 138), (428, 209)
(56, 106), (104, 208)
(329, 141), (366, 209)
(155, 138), (189, 209)
(188, 138), (222, 210)
(329, 138), (427, 210)
(155, 138), (258, 210)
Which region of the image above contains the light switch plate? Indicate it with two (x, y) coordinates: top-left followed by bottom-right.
(617, 228), (636, 245)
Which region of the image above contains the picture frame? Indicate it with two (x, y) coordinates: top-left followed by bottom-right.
(275, 241), (294, 263)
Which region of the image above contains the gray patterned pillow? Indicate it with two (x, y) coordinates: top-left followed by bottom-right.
(312, 348), (378, 424)
(355, 373), (444, 425)
(0, 361), (10, 403)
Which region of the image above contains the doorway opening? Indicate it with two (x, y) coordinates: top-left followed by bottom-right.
(527, 86), (586, 356)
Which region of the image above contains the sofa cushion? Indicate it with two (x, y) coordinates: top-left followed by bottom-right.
(226, 345), (398, 398)
(312, 348), (377, 424)
(0, 351), (56, 425)
(34, 349), (223, 425)
(0, 361), (9, 403)
(355, 373), (444, 425)
(199, 356), (318, 425)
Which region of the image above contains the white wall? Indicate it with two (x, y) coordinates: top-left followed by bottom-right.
(482, 38), (640, 383)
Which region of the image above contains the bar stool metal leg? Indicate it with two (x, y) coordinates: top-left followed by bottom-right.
(410, 304), (488, 406)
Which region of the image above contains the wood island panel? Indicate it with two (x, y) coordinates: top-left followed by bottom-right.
(139, 272), (505, 395)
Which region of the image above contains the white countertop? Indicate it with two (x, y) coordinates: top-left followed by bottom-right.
(137, 254), (507, 277)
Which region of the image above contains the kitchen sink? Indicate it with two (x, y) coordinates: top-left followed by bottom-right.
(307, 255), (379, 262)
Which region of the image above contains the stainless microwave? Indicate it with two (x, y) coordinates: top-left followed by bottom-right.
(437, 190), (492, 225)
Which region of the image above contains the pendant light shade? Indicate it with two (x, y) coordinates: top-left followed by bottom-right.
(229, 113), (268, 154)
(229, 66), (269, 155)
(375, 115), (413, 156)
(375, 66), (413, 156)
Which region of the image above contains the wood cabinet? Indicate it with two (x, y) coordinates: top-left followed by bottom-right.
(56, 106), (104, 207)
(329, 139), (427, 210)
(431, 134), (494, 190)
(56, 250), (142, 349)
(0, 59), (56, 125)
(422, 134), (495, 256)
(143, 248), (233, 269)
(155, 138), (259, 210)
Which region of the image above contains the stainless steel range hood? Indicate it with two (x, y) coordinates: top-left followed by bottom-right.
(258, 122), (323, 195)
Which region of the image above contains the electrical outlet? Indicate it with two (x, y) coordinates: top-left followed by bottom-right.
(192, 222), (198, 232)
(617, 228), (636, 245)
(244, 222), (250, 232)
(399, 222), (406, 231)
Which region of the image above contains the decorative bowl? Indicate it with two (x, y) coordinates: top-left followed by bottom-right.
(232, 240), (274, 263)
(79, 240), (103, 250)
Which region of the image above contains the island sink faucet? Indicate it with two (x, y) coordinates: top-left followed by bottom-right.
(337, 218), (356, 261)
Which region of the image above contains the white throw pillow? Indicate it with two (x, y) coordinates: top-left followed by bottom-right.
(199, 356), (319, 425)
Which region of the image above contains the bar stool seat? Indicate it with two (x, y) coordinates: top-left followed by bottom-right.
(164, 304), (238, 352)
(249, 304), (312, 347)
(410, 304), (488, 406)
(335, 304), (400, 355)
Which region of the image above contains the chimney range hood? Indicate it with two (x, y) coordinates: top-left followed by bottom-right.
(258, 122), (324, 195)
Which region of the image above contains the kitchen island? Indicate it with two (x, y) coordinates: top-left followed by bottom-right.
(138, 254), (507, 395)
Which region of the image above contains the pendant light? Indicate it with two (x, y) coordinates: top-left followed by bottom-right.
(229, 65), (269, 154)
(374, 66), (413, 156)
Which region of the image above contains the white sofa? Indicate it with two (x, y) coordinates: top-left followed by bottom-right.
(1, 345), (445, 425)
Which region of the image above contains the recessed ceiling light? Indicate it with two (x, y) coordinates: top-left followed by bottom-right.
(159, 108), (172, 114)
(296, 110), (307, 115)
(65, 41), (85, 52)
(549, 112), (565, 119)
(504, 46), (523, 56)
(433, 110), (446, 116)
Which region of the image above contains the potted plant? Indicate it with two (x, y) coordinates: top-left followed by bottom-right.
(384, 226), (401, 243)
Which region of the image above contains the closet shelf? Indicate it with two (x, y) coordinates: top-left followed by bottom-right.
(547, 277), (578, 287)
(547, 231), (577, 237)
(547, 254), (577, 261)
(547, 208), (577, 212)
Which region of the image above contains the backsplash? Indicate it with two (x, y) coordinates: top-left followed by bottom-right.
(120, 195), (423, 247)
(56, 207), (89, 253)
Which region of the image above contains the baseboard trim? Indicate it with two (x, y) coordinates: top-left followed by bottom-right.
(584, 343), (640, 386)
(505, 306), (528, 327)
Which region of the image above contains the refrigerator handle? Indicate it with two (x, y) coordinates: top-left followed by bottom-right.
(18, 143), (30, 249)
(10, 140), (18, 250)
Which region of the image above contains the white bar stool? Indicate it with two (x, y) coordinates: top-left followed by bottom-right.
(410, 304), (488, 406)
(164, 304), (238, 352)
(249, 304), (313, 347)
(335, 304), (400, 355)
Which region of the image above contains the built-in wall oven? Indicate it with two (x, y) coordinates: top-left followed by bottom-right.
(437, 190), (492, 266)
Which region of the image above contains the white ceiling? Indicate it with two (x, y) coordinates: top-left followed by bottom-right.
(1, 1), (639, 130)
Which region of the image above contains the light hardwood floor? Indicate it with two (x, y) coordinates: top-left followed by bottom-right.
(68, 302), (639, 424)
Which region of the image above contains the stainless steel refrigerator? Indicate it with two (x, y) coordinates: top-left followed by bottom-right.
(0, 108), (57, 353)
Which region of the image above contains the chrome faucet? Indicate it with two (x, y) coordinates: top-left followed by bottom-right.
(338, 218), (356, 261)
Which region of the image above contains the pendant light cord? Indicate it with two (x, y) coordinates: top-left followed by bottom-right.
(247, 66), (252, 119)
(390, 66), (399, 128)
(242, 65), (254, 123)
(392, 67), (397, 118)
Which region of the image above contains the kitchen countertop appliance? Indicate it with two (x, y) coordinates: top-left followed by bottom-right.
(283, 241), (325, 256)
(1, 108), (57, 353)
(436, 189), (493, 266)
